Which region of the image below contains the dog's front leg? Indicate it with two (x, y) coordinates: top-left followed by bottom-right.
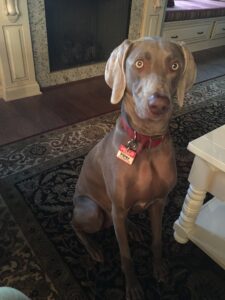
(148, 198), (168, 282)
(112, 204), (144, 300)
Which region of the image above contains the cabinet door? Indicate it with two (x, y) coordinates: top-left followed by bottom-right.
(211, 20), (225, 39)
(141, 0), (167, 37)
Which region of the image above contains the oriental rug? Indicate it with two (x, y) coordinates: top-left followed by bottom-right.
(0, 76), (225, 300)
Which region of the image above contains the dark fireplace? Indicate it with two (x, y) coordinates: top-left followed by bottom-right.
(44, 0), (132, 72)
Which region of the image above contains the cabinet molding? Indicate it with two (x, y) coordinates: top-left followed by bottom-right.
(0, 0), (41, 101)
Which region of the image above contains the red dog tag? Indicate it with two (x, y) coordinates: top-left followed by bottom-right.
(116, 144), (136, 165)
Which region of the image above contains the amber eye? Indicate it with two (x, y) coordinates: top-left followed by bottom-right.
(171, 62), (179, 71)
(135, 59), (144, 69)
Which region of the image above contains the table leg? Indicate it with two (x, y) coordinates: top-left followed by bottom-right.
(174, 184), (206, 243)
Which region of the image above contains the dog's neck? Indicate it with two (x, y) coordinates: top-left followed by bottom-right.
(122, 94), (171, 136)
(119, 113), (167, 153)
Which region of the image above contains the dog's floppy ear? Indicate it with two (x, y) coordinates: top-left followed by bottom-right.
(177, 44), (197, 107)
(105, 39), (133, 104)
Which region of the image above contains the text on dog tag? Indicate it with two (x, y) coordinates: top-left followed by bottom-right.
(116, 144), (136, 165)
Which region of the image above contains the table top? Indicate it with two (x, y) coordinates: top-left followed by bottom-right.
(188, 125), (225, 172)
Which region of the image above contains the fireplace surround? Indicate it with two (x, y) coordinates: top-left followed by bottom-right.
(44, 0), (132, 72)
(26, 0), (144, 87)
(0, 0), (167, 100)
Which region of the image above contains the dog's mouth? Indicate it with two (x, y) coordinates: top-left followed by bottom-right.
(135, 105), (171, 122)
(149, 105), (170, 116)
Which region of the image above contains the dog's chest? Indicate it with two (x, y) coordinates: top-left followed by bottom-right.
(126, 154), (176, 212)
(128, 176), (168, 213)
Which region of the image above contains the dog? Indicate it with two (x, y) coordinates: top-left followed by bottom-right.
(71, 37), (196, 300)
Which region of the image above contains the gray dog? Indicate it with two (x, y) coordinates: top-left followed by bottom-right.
(72, 37), (196, 300)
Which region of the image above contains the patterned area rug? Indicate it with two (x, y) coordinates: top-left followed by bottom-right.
(1, 76), (225, 300)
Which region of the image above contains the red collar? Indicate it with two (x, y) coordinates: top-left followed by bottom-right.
(120, 116), (166, 153)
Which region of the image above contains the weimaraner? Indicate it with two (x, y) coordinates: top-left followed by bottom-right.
(72, 37), (196, 300)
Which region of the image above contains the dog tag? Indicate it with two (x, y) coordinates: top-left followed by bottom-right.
(117, 144), (136, 165)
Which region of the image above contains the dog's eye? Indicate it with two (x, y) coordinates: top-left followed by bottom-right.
(171, 62), (179, 71)
(135, 60), (144, 69)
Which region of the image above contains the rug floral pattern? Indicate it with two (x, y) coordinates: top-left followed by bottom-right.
(1, 76), (225, 299)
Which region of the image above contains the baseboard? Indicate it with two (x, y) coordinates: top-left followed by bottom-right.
(2, 82), (42, 101)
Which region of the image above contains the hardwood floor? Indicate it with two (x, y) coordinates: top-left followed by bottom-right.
(0, 46), (225, 146)
(194, 46), (225, 82)
(0, 76), (119, 146)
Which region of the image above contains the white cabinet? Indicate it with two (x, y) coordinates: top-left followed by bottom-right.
(163, 20), (213, 43)
(162, 17), (225, 51)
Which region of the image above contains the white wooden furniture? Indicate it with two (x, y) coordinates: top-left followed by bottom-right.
(174, 125), (225, 269)
(141, 0), (167, 36)
(162, 16), (225, 51)
(0, 0), (41, 101)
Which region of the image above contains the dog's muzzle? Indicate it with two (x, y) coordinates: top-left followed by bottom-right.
(148, 93), (170, 116)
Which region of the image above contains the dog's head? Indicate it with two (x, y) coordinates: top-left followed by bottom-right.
(105, 37), (196, 121)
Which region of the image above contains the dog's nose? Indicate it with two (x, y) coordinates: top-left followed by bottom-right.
(148, 93), (170, 116)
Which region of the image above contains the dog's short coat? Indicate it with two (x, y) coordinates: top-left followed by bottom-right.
(72, 37), (196, 300)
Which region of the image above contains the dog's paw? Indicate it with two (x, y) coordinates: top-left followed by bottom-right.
(153, 259), (169, 283)
(126, 281), (145, 300)
(86, 241), (104, 263)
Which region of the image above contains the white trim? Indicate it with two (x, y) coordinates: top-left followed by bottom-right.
(2, 82), (41, 101)
(0, 0), (41, 101)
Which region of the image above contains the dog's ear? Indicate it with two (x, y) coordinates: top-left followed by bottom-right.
(177, 44), (197, 107)
(105, 39), (132, 104)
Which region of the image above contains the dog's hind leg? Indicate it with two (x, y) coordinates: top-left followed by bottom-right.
(71, 196), (104, 262)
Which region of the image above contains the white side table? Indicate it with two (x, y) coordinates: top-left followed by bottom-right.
(174, 125), (225, 269)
